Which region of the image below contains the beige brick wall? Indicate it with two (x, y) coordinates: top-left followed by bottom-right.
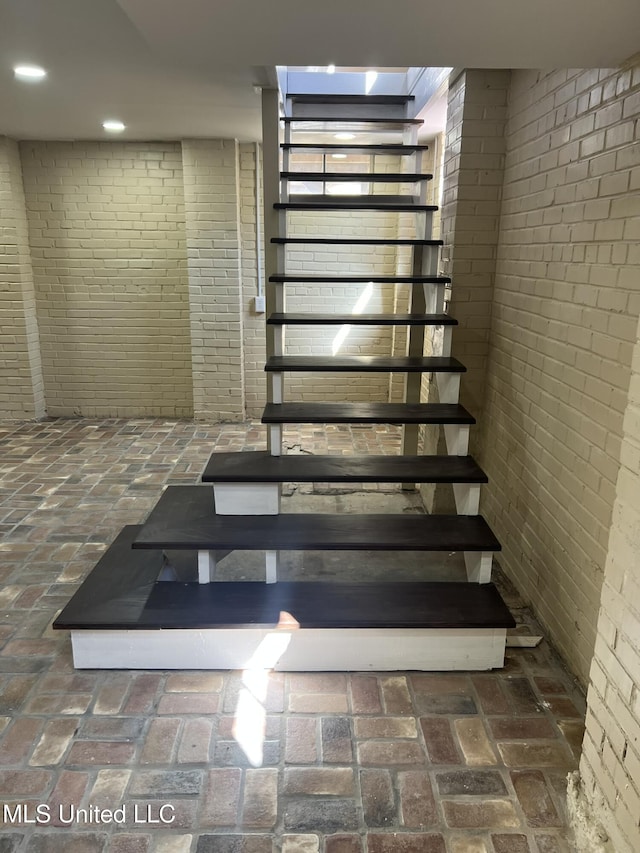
(20, 141), (192, 418)
(3, 136), (427, 422)
(0, 137), (45, 419)
(571, 312), (640, 853)
(239, 143), (267, 418)
(182, 139), (245, 421)
(426, 70), (509, 512)
(441, 69), (510, 427)
(479, 65), (640, 683)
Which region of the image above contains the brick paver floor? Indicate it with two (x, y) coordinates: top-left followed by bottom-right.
(0, 418), (584, 852)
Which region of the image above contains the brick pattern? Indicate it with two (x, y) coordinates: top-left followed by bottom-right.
(20, 141), (191, 418)
(478, 65), (640, 683)
(574, 312), (640, 853)
(3, 134), (437, 421)
(181, 139), (244, 422)
(0, 416), (584, 851)
(239, 143), (266, 419)
(440, 69), (510, 429)
(0, 136), (45, 419)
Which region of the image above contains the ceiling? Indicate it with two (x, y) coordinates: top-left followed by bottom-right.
(0, 0), (638, 142)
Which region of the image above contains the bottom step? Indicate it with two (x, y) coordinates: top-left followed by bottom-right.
(69, 627), (508, 671)
(54, 526), (513, 671)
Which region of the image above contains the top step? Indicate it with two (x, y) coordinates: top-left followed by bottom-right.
(283, 117), (422, 127)
(288, 94), (415, 105)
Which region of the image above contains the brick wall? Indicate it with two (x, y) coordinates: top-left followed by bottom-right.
(3, 138), (416, 422)
(239, 143), (267, 419)
(20, 141), (192, 418)
(441, 70), (510, 427)
(0, 137), (45, 419)
(570, 313), (640, 852)
(479, 66), (639, 682)
(427, 70), (509, 512)
(182, 139), (245, 421)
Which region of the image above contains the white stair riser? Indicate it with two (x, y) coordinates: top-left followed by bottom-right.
(213, 483), (281, 515)
(444, 424), (470, 455)
(198, 550), (216, 583)
(453, 483), (481, 515)
(70, 627), (507, 671)
(464, 551), (494, 584)
(437, 373), (461, 405)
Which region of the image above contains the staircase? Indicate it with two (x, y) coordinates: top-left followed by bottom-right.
(54, 85), (514, 670)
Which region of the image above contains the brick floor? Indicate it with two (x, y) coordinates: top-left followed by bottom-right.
(0, 418), (585, 852)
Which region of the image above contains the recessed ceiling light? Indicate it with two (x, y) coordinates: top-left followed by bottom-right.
(335, 132), (355, 140)
(14, 64), (47, 81)
(331, 153), (348, 159)
(327, 64), (336, 74)
(102, 120), (126, 133)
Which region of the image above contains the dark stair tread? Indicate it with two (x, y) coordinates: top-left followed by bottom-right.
(262, 402), (475, 425)
(282, 172), (432, 182)
(53, 526), (167, 629)
(283, 116), (422, 126)
(202, 451), (488, 484)
(265, 355), (465, 373)
(55, 544), (514, 630)
(288, 94), (415, 105)
(282, 143), (430, 153)
(132, 486), (501, 553)
(53, 526), (511, 631)
(269, 274), (450, 284)
(272, 238), (444, 246)
(276, 200), (437, 212)
(267, 313), (457, 326)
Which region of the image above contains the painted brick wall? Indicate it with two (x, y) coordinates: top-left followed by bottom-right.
(182, 139), (245, 421)
(427, 70), (509, 512)
(239, 143), (266, 419)
(3, 138), (419, 422)
(571, 312), (640, 853)
(20, 141), (192, 418)
(441, 70), (510, 427)
(479, 65), (640, 683)
(0, 137), (45, 420)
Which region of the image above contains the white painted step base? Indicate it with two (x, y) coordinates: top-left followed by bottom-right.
(69, 626), (507, 671)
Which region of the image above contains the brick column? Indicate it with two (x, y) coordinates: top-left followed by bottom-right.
(182, 139), (245, 421)
(440, 70), (510, 430)
(0, 137), (45, 420)
(569, 312), (640, 852)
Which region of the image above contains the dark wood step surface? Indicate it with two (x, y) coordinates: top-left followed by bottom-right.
(282, 172), (432, 182)
(265, 355), (464, 373)
(282, 143), (430, 153)
(269, 274), (450, 284)
(267, 313), (457, 326)
(276, 200), (437, 212)
(262, 402), (475, 425)
(132, 486), (501, 553)
(53, 527), (512, 631)
(272, 238), (443, 246)
(284, 116), (422, 126)
(53, 526), (162, 629)
(202, 451), (488, 484)
(288, 94), (415, 105)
